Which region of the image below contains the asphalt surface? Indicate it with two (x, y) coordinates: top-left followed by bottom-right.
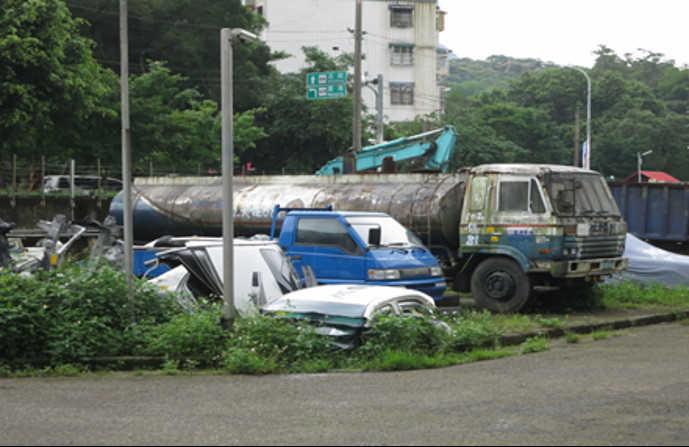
(1, 309), (689, 445)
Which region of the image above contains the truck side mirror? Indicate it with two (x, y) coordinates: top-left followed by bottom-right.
(368, 227), (381, 246)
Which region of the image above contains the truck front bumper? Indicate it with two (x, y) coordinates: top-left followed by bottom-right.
(548, 257), (628, 279)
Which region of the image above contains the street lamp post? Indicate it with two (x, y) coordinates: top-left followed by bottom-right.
(364, 74), (384, 144)
(637, 150), (653, 183)
(220, 28), (257, 330)
(568, 66), (591, 169)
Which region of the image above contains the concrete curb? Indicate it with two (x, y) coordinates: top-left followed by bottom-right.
(14, 308), (689, 371)
(498, 308), (689, 347)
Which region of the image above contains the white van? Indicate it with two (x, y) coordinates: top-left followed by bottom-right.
(149, 238), (307, 313)
(43, 175), (123, 194)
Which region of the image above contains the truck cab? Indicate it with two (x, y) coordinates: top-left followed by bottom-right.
(273, 208), (447, 300)
(457, 164), (628, 311)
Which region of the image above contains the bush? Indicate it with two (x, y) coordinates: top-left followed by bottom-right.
(222, 315), (333, 373)
(448, 310), (504, 351)
(0, 264), (182, 366)
(356, 315), (452, 359)
(143, 302), (228, 365)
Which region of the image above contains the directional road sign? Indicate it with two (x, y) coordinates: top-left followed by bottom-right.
(306, 71), (347, 100)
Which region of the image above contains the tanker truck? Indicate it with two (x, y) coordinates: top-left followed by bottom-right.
(110, 163), (628, 312)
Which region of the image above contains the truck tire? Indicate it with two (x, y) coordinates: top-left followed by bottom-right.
(470, 258), (531, 313)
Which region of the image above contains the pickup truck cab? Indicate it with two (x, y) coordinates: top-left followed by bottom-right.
(273, 208), (447, 300)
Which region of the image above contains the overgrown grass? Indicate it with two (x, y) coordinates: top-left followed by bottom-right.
(2, 267), (688, 376)
(598, 281), (689, 309)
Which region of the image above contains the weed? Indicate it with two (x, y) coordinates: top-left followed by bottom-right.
(536, 314), (569, 329)
(599, 281), (689, 309)
(160, 357), (182, 375)
(591, 328), (612, 340)
(52, 364), (84, 377)
(520, 337), (549, 354)
(564, 331), (581, 344)
(448, 310), (505, 350)
(143, 302), (228, 363)
(361, 349), (457, 372)
(222, 349), (278, 375)
(465, 349), (516, 363)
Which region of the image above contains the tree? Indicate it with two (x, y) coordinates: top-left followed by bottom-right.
(245, 47), (360, 174)
(0, 0), (116, 164)
(128, 61), (266, 174)
(67, 0), (274, 108)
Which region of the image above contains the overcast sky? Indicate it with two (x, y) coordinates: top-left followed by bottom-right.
(438, 0), (688, 68)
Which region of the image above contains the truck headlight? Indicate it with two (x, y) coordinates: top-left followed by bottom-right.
(368, 269), (401, 280)
(430, 266), (443, 277)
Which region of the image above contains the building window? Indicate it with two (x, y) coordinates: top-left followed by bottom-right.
(390, 83), (415, 106)
(390, 45), (414, 66)
(390, 6), (413, 28)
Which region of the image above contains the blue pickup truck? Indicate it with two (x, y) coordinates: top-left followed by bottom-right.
(271, 206), (447, 300)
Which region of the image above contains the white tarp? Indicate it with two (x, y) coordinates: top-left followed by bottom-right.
(610, 234), (689, 287)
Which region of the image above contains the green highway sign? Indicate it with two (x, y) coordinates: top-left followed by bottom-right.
(306, 71), (347, 100)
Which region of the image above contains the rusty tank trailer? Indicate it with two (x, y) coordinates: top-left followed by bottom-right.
(111, 173), (468, 253)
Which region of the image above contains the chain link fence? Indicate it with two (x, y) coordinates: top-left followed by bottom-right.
(0, 156), (215, 194)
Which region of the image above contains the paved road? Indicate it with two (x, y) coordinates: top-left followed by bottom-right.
(2, 322), (689, 446)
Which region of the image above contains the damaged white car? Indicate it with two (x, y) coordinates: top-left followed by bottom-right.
(149, 238), (310, 313)
(262, 284), (448, 349)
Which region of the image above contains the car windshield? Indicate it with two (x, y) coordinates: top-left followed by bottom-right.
(260, 248), (303, 294)
(546, 172), (621, 217)
(267, 299), (369, 319)
(346, 216), (423, 248)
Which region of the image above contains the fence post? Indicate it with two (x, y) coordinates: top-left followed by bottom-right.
(70, 159), (76, 221)
(11, 154), (16, 208)
(41, 156), (46, 207)
(97, 158), (102, 208)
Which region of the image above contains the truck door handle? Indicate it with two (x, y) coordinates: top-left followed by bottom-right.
(291, 256), (302, 261)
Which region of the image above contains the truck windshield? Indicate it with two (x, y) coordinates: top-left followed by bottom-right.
(547, 173), (621, 217)
(346, 216), (423, 248)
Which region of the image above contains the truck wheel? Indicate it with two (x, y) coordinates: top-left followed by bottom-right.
(470, 258), (531, 313)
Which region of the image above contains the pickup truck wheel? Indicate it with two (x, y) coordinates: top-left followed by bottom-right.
(471, 258), (531, 313)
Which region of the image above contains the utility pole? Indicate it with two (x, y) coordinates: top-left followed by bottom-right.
(375, 73), (383, 144)
(574, 105), (581, 167)
(352, 0), (363, 154)
(120, 0), (134, 300)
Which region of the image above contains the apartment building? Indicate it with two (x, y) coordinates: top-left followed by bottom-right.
(243, 0), (449, 124)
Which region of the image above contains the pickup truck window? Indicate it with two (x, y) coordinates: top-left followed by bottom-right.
(346, 216), (423, 248)
(295, 218), (361, 255)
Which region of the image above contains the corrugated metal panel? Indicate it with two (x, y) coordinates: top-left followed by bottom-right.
(610, 182), (689, 241)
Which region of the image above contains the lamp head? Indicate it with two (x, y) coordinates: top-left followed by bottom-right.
(231, 28), (258, 44)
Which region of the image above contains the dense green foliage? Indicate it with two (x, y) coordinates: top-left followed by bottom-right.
(0, 264), (181, 365)
(1, 261), (687, 375)
(442, 47), (689, 179)
(0, 0), (117, 164)
(2, 1), (688, 182)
